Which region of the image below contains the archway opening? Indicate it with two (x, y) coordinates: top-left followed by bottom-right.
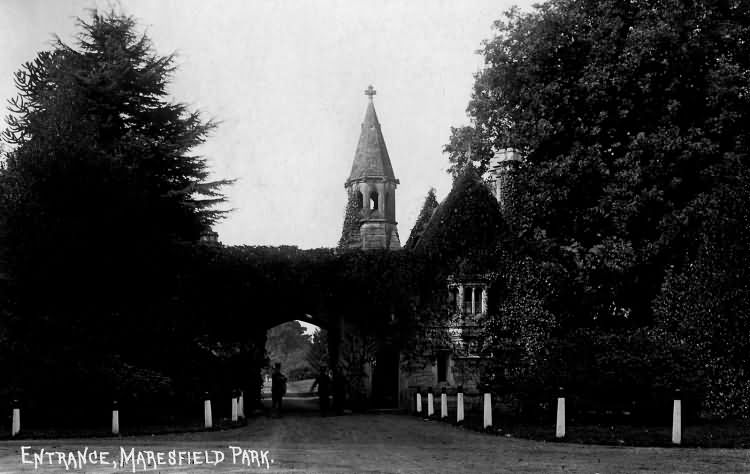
(369, 191), (379, 210)
(262, 319), (330, 414)
(356, 190), (364, 209)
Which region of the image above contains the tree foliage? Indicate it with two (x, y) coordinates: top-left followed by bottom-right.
(306, 329), (330, 373)
(448, 0), (750, 325)
(443, 126), (494, 180)
(652, 174), (750, 418)
(265, 321), (314, 381)
(0, 10), (232, 420)
(438, 0), (750, 420)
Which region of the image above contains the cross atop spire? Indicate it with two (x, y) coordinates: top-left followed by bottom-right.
(364, 84), (376, 101)
(347, 86), (396, 185)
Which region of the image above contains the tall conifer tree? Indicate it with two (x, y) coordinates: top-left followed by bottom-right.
(0, 11), (232, 408)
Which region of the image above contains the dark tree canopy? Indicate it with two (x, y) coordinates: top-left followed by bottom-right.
(447, 0), (750, 324)
(0, 11), (232, 415)
(442, 0), (750, 420)
(0, 10), (232, 300)
(3, 11), (230, 244)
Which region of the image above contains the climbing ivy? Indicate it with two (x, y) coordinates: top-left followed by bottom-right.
(404, 188), (439, 250)
(337, 190), (362, 250)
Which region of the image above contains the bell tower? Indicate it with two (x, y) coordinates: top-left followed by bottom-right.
(341, 86), (401, 250)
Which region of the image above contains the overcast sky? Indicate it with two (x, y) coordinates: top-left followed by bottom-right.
(1, 0), (535, 249)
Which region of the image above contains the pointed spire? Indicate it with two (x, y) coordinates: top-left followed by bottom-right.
(346, 86), (397, 185)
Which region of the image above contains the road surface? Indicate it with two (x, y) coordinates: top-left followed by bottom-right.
(0, 398), (748, 473)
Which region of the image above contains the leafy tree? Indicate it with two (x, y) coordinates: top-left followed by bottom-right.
(266, 321), (313, 381)
(443, 126), (494, 181)
(448, 0), (750, 325)
(652, 175), (750, 418)
(306, 329), (330, 373)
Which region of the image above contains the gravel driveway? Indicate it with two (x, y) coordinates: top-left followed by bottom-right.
(0, 407), (748, 473)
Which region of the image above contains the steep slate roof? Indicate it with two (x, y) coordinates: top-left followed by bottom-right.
(413, 166), (504, 268)
(347, 101), (397, 183)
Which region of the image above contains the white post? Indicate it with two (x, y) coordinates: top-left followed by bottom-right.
(204, 394), (212, 429)
(672, 391), (681, 445)
(231, 392), (238, 422)
(11, 401), (20, 437)
(556, 397), (565, 438)
(238, 391), (245, 419)
(416, 389), (422, 415)
(457, 386), (464, 423)
(112, 400), (120, 436)
(440, 387), (448, 420)
(483, 391), (492, 429)
(427, 388), (434, 417)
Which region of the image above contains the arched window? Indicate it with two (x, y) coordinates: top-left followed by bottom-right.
(356, 191), (364, 209)
(370, 191), (379, 210)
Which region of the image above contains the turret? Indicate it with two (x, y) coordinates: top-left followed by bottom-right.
(340, 86), (401, 250)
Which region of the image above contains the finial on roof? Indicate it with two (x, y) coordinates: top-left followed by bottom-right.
(364, 84), (376, 101)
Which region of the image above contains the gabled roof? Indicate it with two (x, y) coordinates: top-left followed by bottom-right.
(413, 166), (504, 269)
(347, 100), (397, 184)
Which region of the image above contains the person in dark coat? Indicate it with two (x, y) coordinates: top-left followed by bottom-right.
(311, 368), (331, 416)
(271, 363), (287, 414)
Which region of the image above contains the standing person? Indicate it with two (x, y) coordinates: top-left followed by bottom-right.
(271, 363), (287, 415)
(311, 368), (331, 416)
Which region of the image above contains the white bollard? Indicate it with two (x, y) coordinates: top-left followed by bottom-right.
(483, 391), (492, 429)
(440, 387), (448, 420)
(204, 394), (213, 429)
(457, 386), (464, 423)
(672, 394), (681, 445)
(556, 396), (565, 438)
(238, 391), (245, 419)
(11, 401), (20, 437)
(427, 388), (434, 417)
(112, 400), (120, 435)
(231, 394), (238, 422)
(416, 390), (422, 415)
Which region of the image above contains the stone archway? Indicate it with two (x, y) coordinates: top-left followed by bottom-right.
(258, 311), (399, 412)
(260, 312), (347, 413)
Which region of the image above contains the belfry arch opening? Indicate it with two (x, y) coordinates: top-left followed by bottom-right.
(369, 191), (379, 210)
(356, 190), (364, 209)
